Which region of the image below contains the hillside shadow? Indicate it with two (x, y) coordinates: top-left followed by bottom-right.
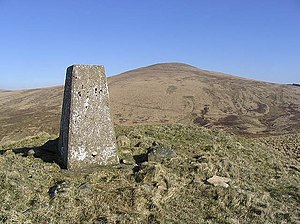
(0, 138), (60, 164)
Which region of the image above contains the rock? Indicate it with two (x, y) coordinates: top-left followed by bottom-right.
(32, 148), (43, 157)
(157, 180), (168, 191)
(148, 142), (176, 162)
(131, 142), (175, 164)
(207, 175), (231, 188)
(48, 181), (71, 198)
(116, 135), (131, 148)
(27, 149), (35, 156)
(120, 157), (135, 165)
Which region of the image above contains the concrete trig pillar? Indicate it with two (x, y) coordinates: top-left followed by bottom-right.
(59, 64), (119, 169)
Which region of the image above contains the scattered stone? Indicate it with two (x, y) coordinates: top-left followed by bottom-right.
(157, 180), (168, 191)
(148, 142), (176, 162)
(130, 142), (176, 164)
(48, 181), (71, 198)
(120, 157), (135, 165)
(207, 175), (231, 188)
(27, 149), (35, 156)
(116, 135), (131, 148)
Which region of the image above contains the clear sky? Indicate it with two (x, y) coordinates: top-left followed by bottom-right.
(0, 0), (299, 89)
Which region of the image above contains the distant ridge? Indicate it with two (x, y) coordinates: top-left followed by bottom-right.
(1, 62), (300, 144)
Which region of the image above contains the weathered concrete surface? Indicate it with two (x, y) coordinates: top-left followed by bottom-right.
(59, 65), (119, 169)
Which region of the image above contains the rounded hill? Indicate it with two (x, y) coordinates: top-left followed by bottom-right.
(1, 63), (300, 143)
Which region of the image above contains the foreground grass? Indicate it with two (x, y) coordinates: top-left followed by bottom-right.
(0, 124), (299, 223)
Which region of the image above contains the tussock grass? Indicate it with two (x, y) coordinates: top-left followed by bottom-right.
(0, 125), (299, 223)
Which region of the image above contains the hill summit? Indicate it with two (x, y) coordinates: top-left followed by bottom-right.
(1, 63), (300, 144)
(108, 63), (300, 134)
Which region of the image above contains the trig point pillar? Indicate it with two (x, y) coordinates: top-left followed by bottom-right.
(59, 64), (119, 169)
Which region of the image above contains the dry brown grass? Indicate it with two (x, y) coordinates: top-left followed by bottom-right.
(0, 124), (299, 223)
(1, 63), (300, 145)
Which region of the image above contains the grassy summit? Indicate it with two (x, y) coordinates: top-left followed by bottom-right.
(0, 124), (299, 223)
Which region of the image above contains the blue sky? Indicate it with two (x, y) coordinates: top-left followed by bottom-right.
(0, 0), (299, 89)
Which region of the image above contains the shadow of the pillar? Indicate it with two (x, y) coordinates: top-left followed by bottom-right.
(0, 138), (60, 164)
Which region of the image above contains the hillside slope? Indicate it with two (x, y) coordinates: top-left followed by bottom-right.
(1, 63), (300, 144)
(109, 63), (300, 134)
